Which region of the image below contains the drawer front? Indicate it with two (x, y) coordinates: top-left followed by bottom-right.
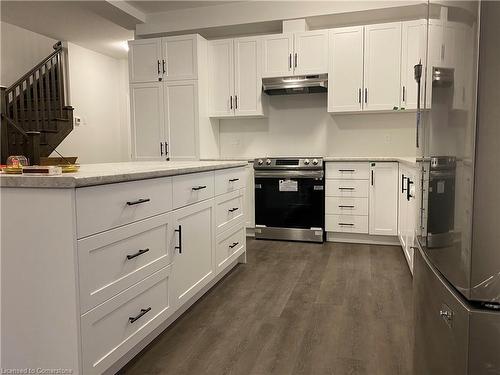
(325, 196), (369, 216)
(326, 179), (369, 198)
(326, 162), (370, 180)
(76, 177), (173, 238)
(78, 213), (173, 313)
(215, 167), (246, 196)
(172, 171), (215, 209)
(216, 189), (245, 234)
(216, 224), (246, 273)
(81, 266), (173, 375)
(325, 214), (369, 233)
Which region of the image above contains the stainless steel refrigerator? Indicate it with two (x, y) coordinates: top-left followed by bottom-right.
(414, 1), (500, 374)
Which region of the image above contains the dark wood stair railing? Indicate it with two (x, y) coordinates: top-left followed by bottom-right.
(1, 41), (74, 164)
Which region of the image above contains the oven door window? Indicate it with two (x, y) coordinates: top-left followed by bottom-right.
(255, 177), (324, 229)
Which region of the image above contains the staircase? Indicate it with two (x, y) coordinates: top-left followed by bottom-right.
(1, 41), (74, 164)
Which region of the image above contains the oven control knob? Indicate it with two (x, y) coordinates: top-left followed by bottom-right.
(266, 159), (272, 165)
(304, 159), (310, 165)
(258, 159), (264, 165)
(312, 159), (319, 165)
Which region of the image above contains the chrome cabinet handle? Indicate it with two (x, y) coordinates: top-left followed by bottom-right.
(129, 307), (151, 324)
(175, 225), (182, 254)
(126, 248), (149, 260)
(126, 198), (150, 206)
(228, 207), (239, 212)
(192, 185), (207, 191)
(229, 242), (239, 249)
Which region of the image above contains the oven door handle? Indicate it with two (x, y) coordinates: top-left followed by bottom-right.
(254, 170), (324, 179)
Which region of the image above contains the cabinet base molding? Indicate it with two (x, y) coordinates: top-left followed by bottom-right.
(326, 232), (399, 246)
(246, 227), (256, 237)
(109, 254), (245, 375)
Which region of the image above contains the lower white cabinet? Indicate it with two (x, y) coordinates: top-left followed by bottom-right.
(369, 162), (399, 236)
(171, 199), (216, 309)
(216, 224), (246, 273)
(398, 165), (418, 272)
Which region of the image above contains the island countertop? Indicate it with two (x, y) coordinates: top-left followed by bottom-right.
(0, 160), (248, 188)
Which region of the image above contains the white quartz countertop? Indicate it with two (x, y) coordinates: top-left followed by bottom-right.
(0, 160), (248, 188)
(323, 156), (417, 168)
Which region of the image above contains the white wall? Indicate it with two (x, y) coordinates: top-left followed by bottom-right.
(0, 21), (57, 87)
(219, 93), (416, 158)
(55, 43), (131, 164)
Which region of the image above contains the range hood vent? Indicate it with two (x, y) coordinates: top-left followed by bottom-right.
(262, 74), (328, 95)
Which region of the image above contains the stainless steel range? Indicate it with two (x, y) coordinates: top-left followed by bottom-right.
(253, 157), (325, 243)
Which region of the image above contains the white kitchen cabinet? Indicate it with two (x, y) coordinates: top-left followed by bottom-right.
(128, 38), (162, 83)
(369, 162), (399, 236)
(364, 22), (402, 111)
(130, 82), (165, 160)
(162, 34), (198, 81)
(293, 30), (329, 75)
(164, 80), (199, 160)
(328, 26), (364, 113)
(244, 164), (255, 229)
(171, 199), (215, 309)
(208, 37), (264, 118)
(401, 20), (427, 110)
(398, 165), (418, 273)
(261, 33), (293, 78)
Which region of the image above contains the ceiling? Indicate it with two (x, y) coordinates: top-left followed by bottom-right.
(128, 1), (237, 14)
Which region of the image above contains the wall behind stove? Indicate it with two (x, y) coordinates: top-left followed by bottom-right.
(219, 93), (417, 158)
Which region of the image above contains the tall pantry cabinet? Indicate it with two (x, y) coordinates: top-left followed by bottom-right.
(128, 35), (219, 160)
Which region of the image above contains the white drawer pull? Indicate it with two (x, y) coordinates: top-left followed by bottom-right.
(128, 307), (151, 324)
(126, 198), (150, 206)
(126, 248), (150, 260)
(228, 207), (239, 213)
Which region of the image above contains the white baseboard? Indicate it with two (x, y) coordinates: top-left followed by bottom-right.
(326, 232), (400, 246)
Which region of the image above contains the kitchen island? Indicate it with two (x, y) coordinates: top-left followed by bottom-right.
(1, 160), (247, 374)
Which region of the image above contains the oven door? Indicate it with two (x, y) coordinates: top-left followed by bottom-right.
(255, 170), (324, 232)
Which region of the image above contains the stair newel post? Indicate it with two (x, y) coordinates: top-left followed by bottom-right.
(0, 86), (8, 163)
(26, 131), (41, 165)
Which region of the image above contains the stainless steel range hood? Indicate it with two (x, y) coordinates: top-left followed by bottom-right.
(262, 74), (328, 95)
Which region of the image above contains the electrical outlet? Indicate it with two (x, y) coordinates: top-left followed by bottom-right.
(74, 116), (82, 126)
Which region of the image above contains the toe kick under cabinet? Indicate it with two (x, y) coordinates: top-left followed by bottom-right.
(325, 161), (399, 242)
(1, 166), (247, 375)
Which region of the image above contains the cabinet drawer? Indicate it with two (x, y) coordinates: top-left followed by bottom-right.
(215, 167), (246, 196)
(77, 213), (173, 313)
(172, 171), (215, 209)
(81, 266), (173, 375)
(325, 214), (368, 233)
(76, 177), (173, 238)
(325, 197), (369, 216)
(326, 162), (370, 180)
(326, 179), (369, 197)
(216, 189), (245, 234)
(216, 224), (246, 273)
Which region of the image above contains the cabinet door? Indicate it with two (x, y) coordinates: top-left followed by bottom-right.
(234, 37), (264, 116)
(164, 80), (198, 161)
(208, 39), (234, 117)
(261, 34), (293, 78)
(405, 169), (417, 271)
(364, 22), (402, 111)
(128, 39), (162, 83)
(244, 165), (255, 228)
(293, 30), (328, 75)
(401, 20), (426, 110)
(130, 82), (165, 160)
(328, 26), (364, 113)
(398, 167), (408, 248)
(162, 35), (198, 81)
(171, 199), (215, 309)
(369, 162), (399, 236)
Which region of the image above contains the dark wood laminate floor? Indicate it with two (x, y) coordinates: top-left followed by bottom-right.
(121, 239), (414, 375)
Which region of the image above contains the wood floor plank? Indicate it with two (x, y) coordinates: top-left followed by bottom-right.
(121, 239), (413, 375)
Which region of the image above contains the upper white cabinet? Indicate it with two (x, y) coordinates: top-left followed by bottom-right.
(401, 20), (427, 110)
(208, 37), (265, 118)
(364, 22), (402, 111)
(329, 20), (426, 113)
(128, 39), (162, 83)
(328, 26), (364, 112)
(261, 31), (328, 78)
(130, 82), (165, 160)
(129, 35), (198, 83)
(161, 35), (198, 81)
(369, 162), (399, 236)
